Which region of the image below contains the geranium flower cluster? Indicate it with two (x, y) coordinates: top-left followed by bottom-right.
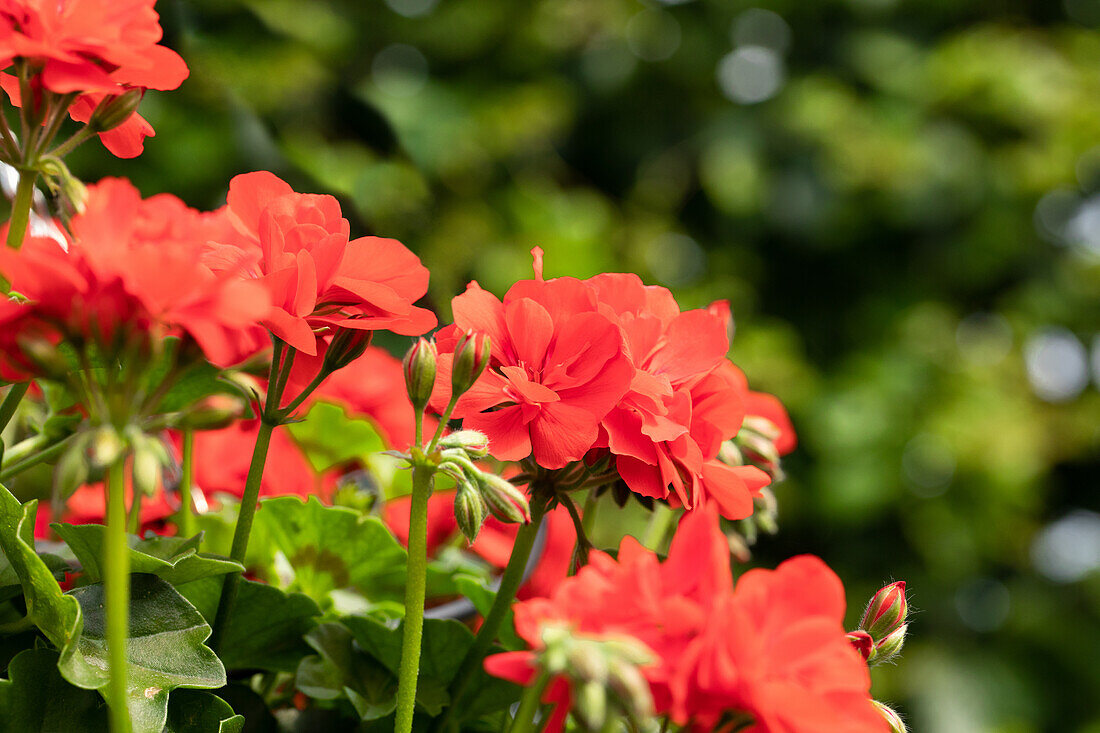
(0, 4), (909, 733)
(430, 249), (784, 520)
(486, 508), (887, 733)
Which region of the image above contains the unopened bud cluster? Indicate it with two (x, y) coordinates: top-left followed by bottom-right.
(439, 442), (530, 541)
(850, 581), (909, 666)
(728, 415), (786, 481)
(537, 624), (655, 732)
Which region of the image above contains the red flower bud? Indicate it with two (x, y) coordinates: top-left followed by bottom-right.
(846, 630), (873, 662)
(451, 330), (491, 398)
(860, 581), (907, 640)
(403, 338), (437, 413)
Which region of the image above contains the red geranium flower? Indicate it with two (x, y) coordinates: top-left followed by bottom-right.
(589, 274), (769, 519)
(431, 253), (633, 469)
(0, 177), (271, 368)
(485, 508), (882, 732)
(205, 171), (436, 356)
(0, 0), (189, 157)
(671, 556), (885, 732)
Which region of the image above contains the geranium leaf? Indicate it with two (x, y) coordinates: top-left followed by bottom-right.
(164, 690), (244, 733)
(342, 615), (474, 715)
(287, 402), (387, 472)
(52, 523), (242, 586)
(0, 484), (91, 688)
(246, 496), (407, 606)
(68, 574), (226, 733)
(295, 622), (397, 721)
(177, 575), (320, 673)
(0, 648), (108, 732)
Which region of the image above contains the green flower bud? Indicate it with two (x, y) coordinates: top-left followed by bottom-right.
(453, 482), (487, 543)
(607, 657), (654, 723)
(872, 624), (907, 664)
(88, 89), (144, 133)
(450, 330), (490, 398)
(873, 701), (907, 733)
(574, 679), (607, 732)
(89, 426), (125, 469)
(437, 429), (489, 458)
(403, 338), (437, 414)
(478, 472), (530, 524)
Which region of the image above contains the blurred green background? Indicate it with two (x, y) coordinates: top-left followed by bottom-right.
(73, 0), (1100, 730)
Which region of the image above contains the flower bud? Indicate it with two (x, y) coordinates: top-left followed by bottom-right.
(567, 643), (608, 684)
(453, 481), (487, 543)
(437, 429), (489, 458)
(88, 89), (144, 132)
(451, 330), (491, 397)
(403, 338), (437, 414)
(478, 472), (531, 524)
(872, 624), (907, 664)
(607, 657), (654, 723)
(53, 434), (91, 500)
(873, 701), (907, 733)
(89, 426), (125, 469)
(846, 630), (873, 662)
(860, 581), (908, 640)
(322, 328), (373, 374)
(574, 679), (607, 731)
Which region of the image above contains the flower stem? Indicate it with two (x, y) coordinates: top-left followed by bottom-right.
(0, 433), (73, 482)
(394, 463), (434, 733)
(177, 429), (195, 538)
(209, 341), (293, 650)
(440, 498), (549, 731)
(508, 669), (551, 733)
(207, 418), (274, 652)
(104, 458), (132, 733)
(6, 169), (36, 249)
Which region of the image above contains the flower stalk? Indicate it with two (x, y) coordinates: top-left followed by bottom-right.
(394, 462), (434, 733)
(104, 457), (132, 733)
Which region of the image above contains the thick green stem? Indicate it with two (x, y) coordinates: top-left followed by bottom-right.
(508, 669), (551, 733)
(441, 500), (548, 730)
(177, 429), (195, 538)
(643, 504), (676, 551)
(6, 170), (36, 250)
(394, 464), (434, 733)
(208, 418), (274, 651)
(104, 459), (132, 733)
(0, 433), (72, 482)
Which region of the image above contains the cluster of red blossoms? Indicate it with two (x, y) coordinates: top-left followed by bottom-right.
(487, 508), (887, 733)
(430, 249), (790, 520)
(0, 0), (189, 157)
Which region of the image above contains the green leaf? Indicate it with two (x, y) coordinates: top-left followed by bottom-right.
(0, 546), (68, 602)
(52, 524), (243, 586)
(453, 574), (523, 650)
(177, 575), (319, 673)
(286, 401), (387, 471)
(68, 574), (226, 733)
(247, 496), (407, 605)
(0, 648), (108, 732)
(0, 484), (89, 686)
(164, 690), (244, 733)
(295, 622), (397, 721)
(342, 615), (474, 716)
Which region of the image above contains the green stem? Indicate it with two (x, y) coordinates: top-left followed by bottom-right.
(394, 463), (434, 733)
(508, 669), (551, 733)
(207, 419), (274, 652)
(0, 382), (29, 435)
(6, 170), (36, 249)
(0, 433), (73, 482)
(104, 459), (132, 733)
(45, 125), (93, 159)
(0, 614), (34, 634)
(127, 491), (142, 535)
(642, 504), (676, 551)
(581, 490), (599, 536)
(441, 499), (548, 731)
(177, 429), (195, 538)
(209, 341), (294, 650)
